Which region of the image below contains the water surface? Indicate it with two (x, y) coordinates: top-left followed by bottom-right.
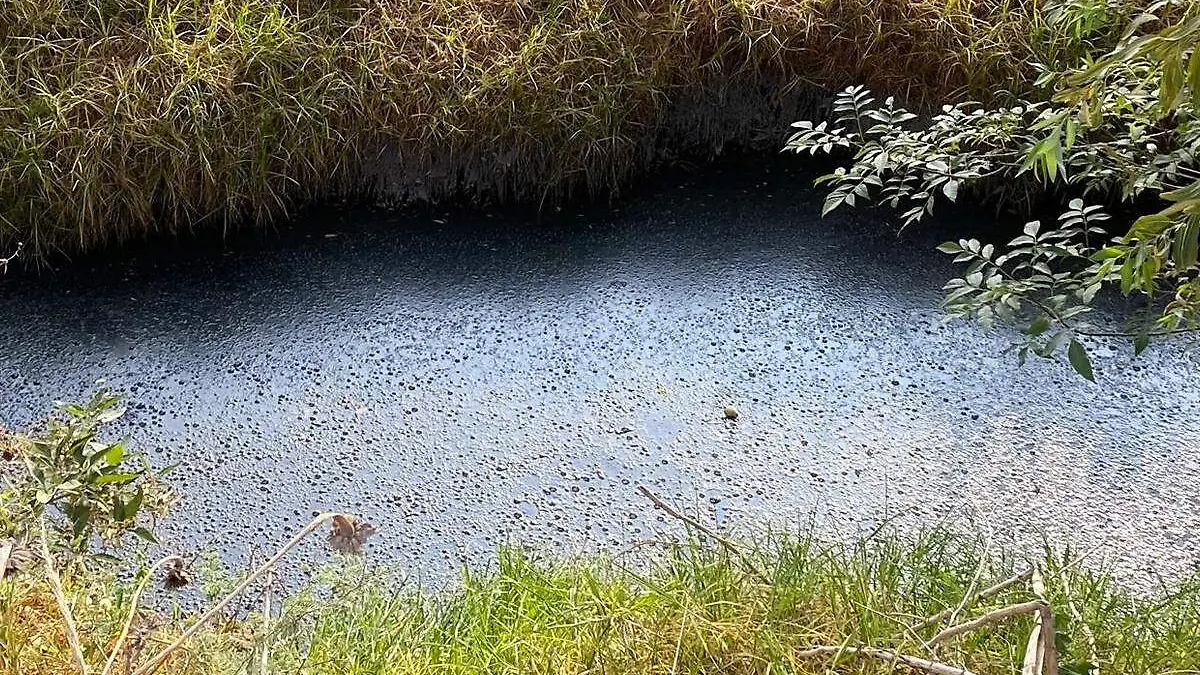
(2, 158), (1198, 582)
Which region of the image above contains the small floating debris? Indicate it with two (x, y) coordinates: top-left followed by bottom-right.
(724, 406), (739, 420)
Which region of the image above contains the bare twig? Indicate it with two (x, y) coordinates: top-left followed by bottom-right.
(930, 600), (1047, 645)
(39, 521), (89, 675)
(1031, 567), (1059, 675)
(1022, 608), (1044, 675)
(796, 645), (977, 675)
(911, 567), (1034, 633)
(259, 566), (275, 675)
(132, 512), (341, 675)
(636, 485), (768, 582)
(0, 243), (22, 273)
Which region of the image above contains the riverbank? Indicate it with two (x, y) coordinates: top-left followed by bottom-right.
(5, 527), (1198, 675)
(0, 0), (1116, 260)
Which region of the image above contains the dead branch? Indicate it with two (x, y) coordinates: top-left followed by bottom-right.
(930, 600), (1047, 645)
(797, 645), (977, 675)
(636, 485), (768, 582)
(911, 567), (1034, 633)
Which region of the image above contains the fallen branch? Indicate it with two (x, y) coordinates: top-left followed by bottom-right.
(636, 485), (767, 582)
(797, 645), (977, 675)
(910, 567), (1034, 633)
(260, 566), (275, 675)
(930, 601), (1047, 646)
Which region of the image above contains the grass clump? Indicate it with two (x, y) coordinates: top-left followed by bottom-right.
(3, 529), (1199, 675)
(0, 0), (1148, 259)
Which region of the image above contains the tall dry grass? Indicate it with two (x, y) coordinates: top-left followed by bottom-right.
(0, 0), (1094, 258)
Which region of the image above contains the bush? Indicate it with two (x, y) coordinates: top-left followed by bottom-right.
(0, 0), (1119, 260)
(787, 0), (1200, 376)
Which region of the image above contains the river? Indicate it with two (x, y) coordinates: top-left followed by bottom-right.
(2, 157), (1197, 582)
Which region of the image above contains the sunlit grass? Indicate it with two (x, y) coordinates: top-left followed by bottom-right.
(3, 528), (1197, 675)
(0, 0), (1152, 260)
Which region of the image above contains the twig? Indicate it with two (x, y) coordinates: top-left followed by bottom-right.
(796, 645), (977, 675)
(930, 601), (1047, 645)
(1031, 567), (1059, 675)
(39, 521), (89, 675)
(131, 512), (340, 675)
(99, 557), (178, 675)
(910, 567), (1034, 633)
(259, 566), (275, 675)
(0, 242), (22, 273)
(636, 485), (768, 582)
(1022, 607), (1044, 675)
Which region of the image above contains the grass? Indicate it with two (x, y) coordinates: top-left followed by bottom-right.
(0, 0), (1152, 260)
(2, 527), (1198, 675)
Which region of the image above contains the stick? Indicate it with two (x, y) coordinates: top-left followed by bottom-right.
(796, 645), (977, 675)
(100, 557), (178, 675)
(259, 566), (275, 675)
(1022, 609), (1043, 675)
(636, 486), (768, 582)
(930, 601), (1047, 646)
(132, 512), (339, 675)
(39, 523), (89, 675)
(910, 567), (1034, 633)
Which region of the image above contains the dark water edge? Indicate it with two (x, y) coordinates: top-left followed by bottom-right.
(1, 155), (1198, 584)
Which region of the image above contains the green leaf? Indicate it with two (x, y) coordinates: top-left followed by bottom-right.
(1026, 317), (1052, 336)
(936, 242), (963, 254)
(1133, 333), (1150, 356)
(1067, 339), (1095, 382)
(93, 472), (139, 485)
(103, 442), (125, 467)
(133, 527), (160, 545)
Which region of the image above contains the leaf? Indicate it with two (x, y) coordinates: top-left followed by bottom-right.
(1023, 221), (1041, 237)
(133, 527), (159, 545)
(936, 242), (963, 254)
(942, 180), (959, 201)
(93, 472), (139, 485)
(1133, 333), (1150, 356)
(1067, 339), (1095, 382)
(1026, 316), (1051, 336)
(103, 443), (125, 467)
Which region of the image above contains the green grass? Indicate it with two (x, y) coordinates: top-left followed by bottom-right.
(4, 527), (1198, 675)
(0, 0), (1151, 260)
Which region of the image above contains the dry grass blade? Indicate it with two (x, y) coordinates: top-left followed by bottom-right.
(1059, 566), (1100, 675)
(797, 645), (978, 675)
(39, 523), (89, 675)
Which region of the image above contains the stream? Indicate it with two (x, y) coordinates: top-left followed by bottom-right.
(2, 157), (1198, 582)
